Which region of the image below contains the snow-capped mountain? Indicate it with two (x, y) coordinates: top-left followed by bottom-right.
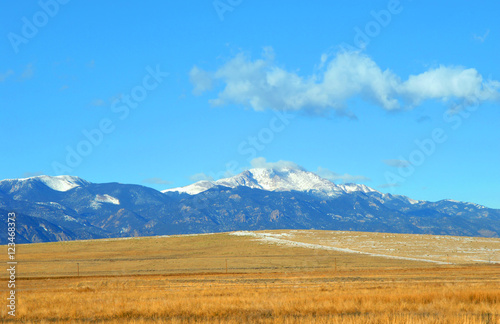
(162, 180), (216, 195)
(1, 171), (499, 243)
(0, 175), (89, 193)
(163, 167), (377, 197)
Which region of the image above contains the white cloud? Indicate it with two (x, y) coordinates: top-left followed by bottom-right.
(91, 99), (106, 107)
(247, 158), (369, 183)
(250, 157), (305, 171)
(190, 66), (214, 95)
(142, 177), (172, 185)
(383, 159), (410, 168)
(316, 166), (370, 183)
(399, 66), (496, 106)
(473, 29), (490, 43)
(22, 171), (44, 178)
(0, 69), (14, 82)
(189, 173), (214, 182)
(378, 183), (400, 188)
(20, 63), (34, 80)
(190, 49), (500, 114)
(416, 115), (431, 123)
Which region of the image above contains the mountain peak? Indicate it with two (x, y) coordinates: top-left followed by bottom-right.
(163, 167), (376, 197)
(1, 171), (497, 244)
(1, 175), (90, 192)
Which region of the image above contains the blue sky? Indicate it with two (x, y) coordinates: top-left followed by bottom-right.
(1, 0), (499, 208)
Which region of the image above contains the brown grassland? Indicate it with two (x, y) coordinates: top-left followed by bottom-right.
(1, 230), (499, 323)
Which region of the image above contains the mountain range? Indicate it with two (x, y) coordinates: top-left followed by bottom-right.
(1, 168), (499, 243)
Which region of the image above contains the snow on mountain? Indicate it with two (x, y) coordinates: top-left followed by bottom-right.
(338, 183), (377, 194)
(1, 175), (90, 193)
(163, 167), (378, 197)
(441, 199), (486, 209)
(367, 192), (424, 206)
(405, 197), (421, 205)
(1, 172), (498, 243)
(91, 194), (120, 209)
(226, 168), (337, 192)
(36, 175), (89, 192)
(162, 180), (216, 195)
(95, 194), (120, 205)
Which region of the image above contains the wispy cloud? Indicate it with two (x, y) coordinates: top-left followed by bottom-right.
(383, 159), (410, 168)
(142, 177), (172, 185)
(249, 158), (370, 183)
(191, 49), (500, 115)
(473, 29), (490, 43)
(20, 63), (34, 80)
(416, 115), (431, 123)
(316, 166), (370, 183)
(0, 69), (14, 82)
(378, 183), (400, 188)
(91, 99), (106, 107)
(250, 157), (305, 171)
(190, 66), (214, 95)
(189, 173), (214, 182)
(22, 171), (44, 178)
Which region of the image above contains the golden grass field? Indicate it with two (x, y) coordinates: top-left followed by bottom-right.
(1, 230), (499, 323)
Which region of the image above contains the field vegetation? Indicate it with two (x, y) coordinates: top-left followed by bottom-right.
(1, 230), (498, 323)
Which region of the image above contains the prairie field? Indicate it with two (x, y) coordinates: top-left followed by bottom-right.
(1, 230), (499, 323)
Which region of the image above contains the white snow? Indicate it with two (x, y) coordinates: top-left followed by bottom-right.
(406, 198), (420, 204)
(163, 168), (379, 198)
(472, 259), (500, 264)
(64, 215), (77, 222)
(230, 231), (259, 237)
(35, 201), (66, 209)
(91, 194), (120, 208)
(229, 231), (450, 264)
(1, 175), (89, 192)
(37, 175), (88, 191)
(162, 180), (215, 195)
(95, 194), (120, 205)
(338, 183), (377, 194)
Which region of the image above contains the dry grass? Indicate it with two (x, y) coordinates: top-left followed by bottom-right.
(0, 230), (499, 323)
(1, 267), (499, 323)
(1, 231), (450, 278)
(267, 230), (500, 264)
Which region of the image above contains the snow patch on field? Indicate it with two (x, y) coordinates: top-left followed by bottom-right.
(230, 231), (450, 264)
